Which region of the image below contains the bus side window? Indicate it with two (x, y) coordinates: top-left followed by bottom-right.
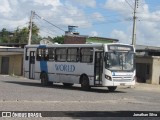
(56, 48), (67, 62)
(44, 49), (49, 61)
(80, 48), (93, 63)
(48, 48), (55, 61)
(36, 48), (41, 61)
(36, 48), (48, 61)
(67, 48), (79, 62)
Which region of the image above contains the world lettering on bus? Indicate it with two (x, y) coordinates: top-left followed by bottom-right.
(55, 64), (75, 72)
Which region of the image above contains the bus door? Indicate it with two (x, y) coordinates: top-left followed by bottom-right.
(94, 52), (103, 85)
(29, 51), (35, 79)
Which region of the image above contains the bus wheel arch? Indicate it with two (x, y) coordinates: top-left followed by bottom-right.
(80, 74), (90, 91)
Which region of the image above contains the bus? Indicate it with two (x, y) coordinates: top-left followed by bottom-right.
(24, 43), (136, 91)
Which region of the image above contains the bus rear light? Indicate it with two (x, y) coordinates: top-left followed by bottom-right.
(105, 75), (112, 81)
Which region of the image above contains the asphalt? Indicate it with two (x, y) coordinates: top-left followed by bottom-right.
(119, 82), (160, 92)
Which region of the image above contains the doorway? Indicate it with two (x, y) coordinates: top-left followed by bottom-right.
(94, 52), (103, 85)
(1, 57), (9, 74)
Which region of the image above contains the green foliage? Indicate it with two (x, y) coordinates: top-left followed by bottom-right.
(0, 22), (40, 44)
(86, 37), (113, 43)
(0, 28), (10, 43)
(0, 23), (64, 44)
(52, 36), (64, 44)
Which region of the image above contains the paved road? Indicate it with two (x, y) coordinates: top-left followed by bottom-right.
(0, 75), (160, 119)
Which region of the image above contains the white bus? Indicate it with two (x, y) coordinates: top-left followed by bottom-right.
(24, 43), (136, 91)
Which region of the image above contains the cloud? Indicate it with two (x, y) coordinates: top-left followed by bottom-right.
(110, 29), (131, 44)
(90, 31), (98, 37)
(69, 0), (96, 8)
(104, 0), (131, 15)
(34, 0), (62, 7)
(0, 0), (92, 36)
(91, 12), (105, 21)
(104, 0), (160, 46)
(0, 0), (12, 17)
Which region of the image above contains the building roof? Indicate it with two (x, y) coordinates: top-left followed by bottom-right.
(136, 45), (160, 56)
(0, 43), (26, 48)
(86, 37), (119, 44)
(136, 45), (160, 52)
(0, 46), (23, 56)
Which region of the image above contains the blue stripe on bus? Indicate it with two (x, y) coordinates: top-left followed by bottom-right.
(38, 45), (48, 73)
(40, 60), (48, 73)
(38, 45), (46, 48)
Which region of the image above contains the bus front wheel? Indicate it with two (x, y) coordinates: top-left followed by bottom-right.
(107, 86), (117, 92)
(81, 75), (90, 91)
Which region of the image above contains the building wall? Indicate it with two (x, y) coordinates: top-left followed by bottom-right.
(135, 56), (153, 83)
(86, 37), (118, 43)
(64, 36), (86, 44)
(151, 57), (160, 84)
(0, 55), (23, 76)
(135, 56), (160, 85)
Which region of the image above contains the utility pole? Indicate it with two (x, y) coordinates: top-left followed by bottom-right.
(132, 0), (138, 47)
(28, 11), (35, 45)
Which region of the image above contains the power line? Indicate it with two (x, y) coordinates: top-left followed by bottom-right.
(36, 19), (61, 35)
(125, 0), (134, 10)
(34, 12), (65, 32)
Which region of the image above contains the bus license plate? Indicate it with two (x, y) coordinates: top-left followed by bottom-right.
(120, 83), (125, 86)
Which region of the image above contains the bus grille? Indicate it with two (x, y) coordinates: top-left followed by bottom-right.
(112, 76), (132, 82)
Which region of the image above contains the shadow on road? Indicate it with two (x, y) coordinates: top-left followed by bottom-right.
(3, 80), (126, 93)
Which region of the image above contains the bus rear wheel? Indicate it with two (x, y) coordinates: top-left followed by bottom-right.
(63, 83), (74, 87)
(107, 86), (117, 92)
(81, 75), (90, 91)
(40, 73), (53, 86)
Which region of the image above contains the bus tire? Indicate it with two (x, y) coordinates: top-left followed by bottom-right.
(81, 75), (90, 91)
(40, 72), (52, 86)
(63, 83), (74, 87)
(107, 86), (117, 92)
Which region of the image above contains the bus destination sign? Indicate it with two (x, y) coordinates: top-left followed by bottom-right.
(108, 45), (132, 51)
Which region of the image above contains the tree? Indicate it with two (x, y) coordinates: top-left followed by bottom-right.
(19, 27), (29, 43)
(0, 22), (40, 44)
(0, 23), (65, 44)
(31, 22), (41, 44)
(0, 28), (9, 43)
(52, 36), (64, 44)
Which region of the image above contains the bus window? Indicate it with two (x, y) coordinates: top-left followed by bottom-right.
(48, 48), (55, 61)
(36, 48), (42, 61)
(67, 48), (79, 62)
(80, 48), (93, 63)
(56, 48), (67, 62)
(36, 48), (49, 61)
(44, 49), (49, 61)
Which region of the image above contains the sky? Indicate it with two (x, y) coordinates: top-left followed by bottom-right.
(0, 0), (160, 46)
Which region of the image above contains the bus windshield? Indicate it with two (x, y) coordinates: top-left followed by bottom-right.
(105, 51), (134, 71)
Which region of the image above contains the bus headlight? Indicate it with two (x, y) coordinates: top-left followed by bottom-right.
(105, 75), (112, 81)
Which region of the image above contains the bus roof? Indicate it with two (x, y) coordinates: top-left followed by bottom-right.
(25, 43), (133, 48)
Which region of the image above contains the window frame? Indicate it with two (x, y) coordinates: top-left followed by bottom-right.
(80, 47), (93, 63)
(55, 48), (67, 62)
(48, 48), (55, 61)
(67, 48), (79, 62)
(36, 48), (49, 61)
